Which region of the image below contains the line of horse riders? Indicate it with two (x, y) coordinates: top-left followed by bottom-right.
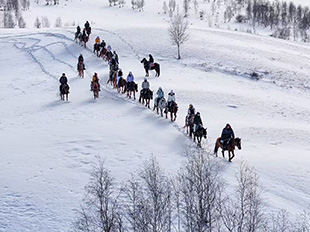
(64, 24), (242, 161)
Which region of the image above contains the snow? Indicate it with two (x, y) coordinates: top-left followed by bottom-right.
(1, 0), (310, 231)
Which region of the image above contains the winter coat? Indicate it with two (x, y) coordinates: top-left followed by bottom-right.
(92, 75), (99, 83)
(187, 107), (195, 118)
(118, 70), (123, 78)
(194, 115), (203, 126)
(167, 92), (175, 102)
(221, 127), (235, 141)
(107, 45), (112, 52)
(156, 89), (164, 99)
(127, 74), (134, 82)
(149, 55), (154, 63)
(84, 21), (90, 30)
(142, 81), (150, 89)
(76, 26), (81, 34)
(100, 41), (106, 48)
(59, 75), (67, 85)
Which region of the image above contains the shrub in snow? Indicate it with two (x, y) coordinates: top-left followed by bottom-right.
(18, 15), (26, 28)
(3, 10), (15, 28)
(34, 16), (41, 28)
(54, 17), (62, 27)
(41, 16), (50, 28)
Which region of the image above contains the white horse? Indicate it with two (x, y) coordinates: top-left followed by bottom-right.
(153, 97), (166, 117)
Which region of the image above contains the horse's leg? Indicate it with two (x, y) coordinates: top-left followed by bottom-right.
(222, 150), (225, 159)
(229, 151), (235, 162)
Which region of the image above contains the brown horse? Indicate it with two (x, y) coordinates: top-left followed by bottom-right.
(165, 102), (178, 121)
(107, 70), (117, 88)
(214, 138), (242, 162)
(117, 78), (127, 94)
(92, 82), (99, 99)
(100, 47), (107, 60)
(77, 61), (85, 78)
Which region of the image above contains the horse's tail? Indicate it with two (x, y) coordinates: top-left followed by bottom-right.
(157, 63), (160, 77)
(214, 138), (220, 154)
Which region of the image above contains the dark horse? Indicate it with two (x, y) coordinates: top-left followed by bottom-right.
(93, 43), (101, 57)
(139, 89), (153, 108)
(165, 102), (178, 121)
(214, 138), (242, 162)
(60, 83), (70, 101)
(141, 58), (160, 77)
(193, 125), (207, 147)
(126, 82), (138, 100)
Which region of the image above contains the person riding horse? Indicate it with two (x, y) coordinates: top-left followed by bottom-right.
(141, 78), (150, 96)
(117, 68), (123, 86)
(75, 25), (81, 39)
(220, 123), (235, 149)
(91, 72), (100, 91)
(148, 54), (154, 69)
(78, 54), (84, 63)
(59, 73), (67, 91)
(156, 87), (164, 106)
(100, 40), (106, 49)
(84, 21), (90, 31)
(185, 104), (195, 126)
(167, 90), (176, 111)
(193, 112), (203, 133)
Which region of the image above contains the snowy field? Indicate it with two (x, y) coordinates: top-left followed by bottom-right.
(1, 0), (310, 231)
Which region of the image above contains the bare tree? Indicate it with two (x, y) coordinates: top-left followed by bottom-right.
(54, 17), (62, 27)
(220, 161), (266, 232)
(18, 15), (26, 28)
(168, 14), (189, 59)
(41, 16), (50, 28)
(177, 152), (224, 232)
(74, 159), (123, 232)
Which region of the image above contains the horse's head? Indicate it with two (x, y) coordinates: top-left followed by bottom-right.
(234, 138), (242, 150)
(141, 58), (147, 64)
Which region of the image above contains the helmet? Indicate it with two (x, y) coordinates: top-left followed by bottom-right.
(129, 71), (132, 75)
(189, 104), (193, 108)
(94, 72), (97, 76)
(197, 112), (200, 116)
(158, 87), (162, 90)
(62, 73), (65, 76)
(226, 123), (231, 128)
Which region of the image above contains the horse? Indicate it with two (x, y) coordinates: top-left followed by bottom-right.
(117, 78), (127, 94)
(153, 97), (166, 117)
(185, 115), (195, 137)
(214, 138), (242, 162)
(141, 58), (160, 77)
(193, 125), (207, 147)
(92, 81), (100, 99)
(100, 47), (107, 60)
(139, 89), (153, 108)
(126, 81), (138, 100)
(165, 101), (178, 121)
(60, 83), (70, 101)
(77, 61), (85, 78)
(79, 34), (88, 48)
(93, 43), (101, 57)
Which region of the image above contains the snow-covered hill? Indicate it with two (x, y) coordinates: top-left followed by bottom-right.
(1, 0), (310, 231)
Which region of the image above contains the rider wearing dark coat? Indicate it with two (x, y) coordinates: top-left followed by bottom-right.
(59, 73), (68, 92)
(100, 40), (106, 48)
(148, 54), (154, 69)
(78, 54), (84, 63)
(59, 73), (67, 85)
(84, 21), (90, 30)
(193, 112), (203, 133)
(221, 123), (235, 146)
